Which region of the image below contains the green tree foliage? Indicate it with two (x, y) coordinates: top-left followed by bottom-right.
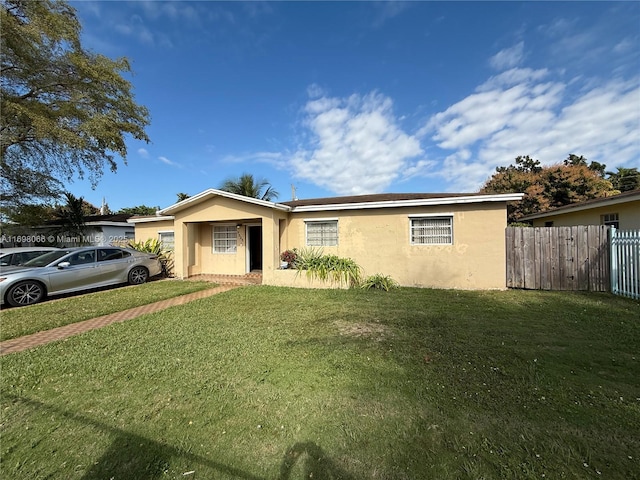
(480, 155), (617, 222)
(55, 192), (97, 240)
(176, 192), (190, 202)
(0, 0), (150, 207)
(219, 173), (279, 201)
(606, 167), (640, 192)
(117, 205), (159, 216)
(2, 193), (97, 229)
(0, 202), (52, 239)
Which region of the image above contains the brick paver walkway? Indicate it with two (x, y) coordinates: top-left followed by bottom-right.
(0, 285), (239, 356)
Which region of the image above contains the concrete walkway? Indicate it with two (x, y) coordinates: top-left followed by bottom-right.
(0, 284), (240, 356)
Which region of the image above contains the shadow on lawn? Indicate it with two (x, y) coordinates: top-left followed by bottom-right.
(6, 395), (357, 480)
(279, 441), (356, 480)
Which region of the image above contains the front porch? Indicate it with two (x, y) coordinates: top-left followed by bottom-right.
(181, 219), (275, 278)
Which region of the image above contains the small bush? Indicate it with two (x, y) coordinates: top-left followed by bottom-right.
(294, 247), (361, 287)
(128, 238), (173, 276)
(361, 274), (399, 292)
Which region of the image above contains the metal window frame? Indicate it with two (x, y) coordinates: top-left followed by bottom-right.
(409, 215), (454, 245)
(304, 219), (339, 247)
(158, 230), (175, 251)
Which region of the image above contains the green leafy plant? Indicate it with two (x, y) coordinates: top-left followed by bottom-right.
(128, 238), (173, 276)
(361, 274), (399, 292)
(294, 247), (361, 287)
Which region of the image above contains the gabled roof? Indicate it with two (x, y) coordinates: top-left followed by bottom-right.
(128, 190), (525, 223)
(520, 189), (640, 221)
(158, 188), (291, 215)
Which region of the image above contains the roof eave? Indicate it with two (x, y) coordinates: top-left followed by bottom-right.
(84, 221), (133, 227)
(520, 192), (640, 221)
(127, 215), (175, 224)
(291, 193), (525, 212)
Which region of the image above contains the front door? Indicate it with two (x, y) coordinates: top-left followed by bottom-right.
(248, 226), (262, 272)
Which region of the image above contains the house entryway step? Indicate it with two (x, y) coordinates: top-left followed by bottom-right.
(187, 273), (263, 286)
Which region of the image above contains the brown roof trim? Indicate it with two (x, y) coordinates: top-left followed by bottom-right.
(44, 213), (133, 225)
(281, 192), (477, 207)
(520, 189), (640, 220)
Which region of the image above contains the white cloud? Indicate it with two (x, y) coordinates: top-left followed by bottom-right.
(115, 16), (156, 46)
(477, 67), (550, 92)
(613, 37), (635, 54)
(290, 91), (423, 195)
(137, 148), (149, 159)
(158, 156), (181, 168)
(370, 1), (411, 28)
(421, 69), (563, 151)
(489, 42), (525, 70)
(306, 83), (326, 99)
(422, 71), (640, 191)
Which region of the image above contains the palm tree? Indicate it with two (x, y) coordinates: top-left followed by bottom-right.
(55, 192), (95, 243)
(219, 173), (279, 201)
(606, 167), (640, 192)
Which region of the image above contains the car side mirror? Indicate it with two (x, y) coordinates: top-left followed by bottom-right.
(57, 262), (71, 269)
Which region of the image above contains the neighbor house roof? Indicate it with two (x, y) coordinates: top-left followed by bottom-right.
(41, 214), (134, 227)
(128, 190), (525, 223)
(519, 189), (640, 221)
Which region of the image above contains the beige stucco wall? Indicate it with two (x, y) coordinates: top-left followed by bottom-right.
(133, 220), (175, 243)
(276, 203), (508, 290)
(270, 269), (349, 289)
(531, 200), (640, 229)
(131, 197), (511, 289)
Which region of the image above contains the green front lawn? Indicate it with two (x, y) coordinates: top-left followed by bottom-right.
(0, 279), (213, 341)
(1, 287), (638, 479)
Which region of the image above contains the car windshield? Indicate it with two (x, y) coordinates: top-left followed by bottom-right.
(22, 250), (72, 267)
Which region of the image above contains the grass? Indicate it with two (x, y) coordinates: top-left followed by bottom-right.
(1, 287), (638, 479)
(0, 279), (213, 341)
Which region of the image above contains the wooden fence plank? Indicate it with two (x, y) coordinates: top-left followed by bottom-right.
(506, 226), (611, 292)
(576, 225), (589, 291)
(523, 227), (536, 289)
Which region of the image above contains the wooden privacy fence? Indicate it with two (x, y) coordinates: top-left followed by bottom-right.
(610, 228), (640, 300)
(506, 226), (610, 291)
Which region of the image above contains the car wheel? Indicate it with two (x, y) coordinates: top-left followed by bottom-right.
(6, 281), (46, 307)
(128, 266), (149, 285)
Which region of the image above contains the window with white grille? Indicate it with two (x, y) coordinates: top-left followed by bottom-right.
(410, 217), (453, 245)
(305, 220), (338, 246)
(158, 231), (175, 250)
(213, 226), (237, 253)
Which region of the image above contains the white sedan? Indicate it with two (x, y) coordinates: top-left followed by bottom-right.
(0, 246), (163, 307)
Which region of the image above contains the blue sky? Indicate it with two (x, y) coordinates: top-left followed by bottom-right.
(69, 1), (640, 212)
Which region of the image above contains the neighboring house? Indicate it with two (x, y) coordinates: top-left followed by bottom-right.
(129, 189), (524, 290)
(519, 189), (640, 229)
(22, 214), (136, 247)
